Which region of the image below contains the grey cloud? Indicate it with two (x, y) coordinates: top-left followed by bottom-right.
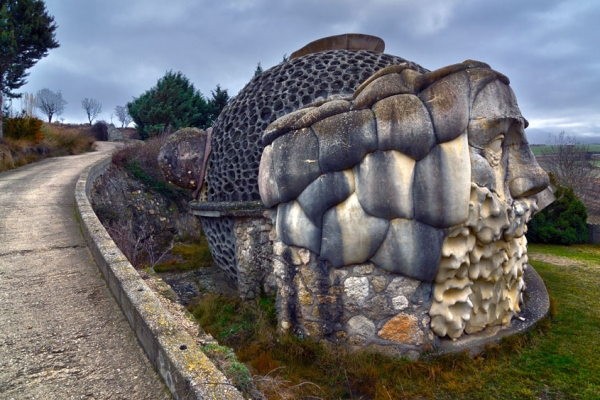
(14, 0), (600, 143)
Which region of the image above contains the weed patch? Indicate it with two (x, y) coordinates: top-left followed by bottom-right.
(154, 240), (213, 272)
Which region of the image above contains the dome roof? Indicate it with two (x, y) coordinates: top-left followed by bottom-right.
(206, 46), (427, 202)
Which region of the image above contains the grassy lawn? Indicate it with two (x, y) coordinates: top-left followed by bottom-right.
(190, 244), (600, 399)
(530, 144), (600, 155)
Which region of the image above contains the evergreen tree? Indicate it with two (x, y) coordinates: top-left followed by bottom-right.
(254, 62), (263, 77)
(207, 84), (229, 124)
(127, 71), (210, 140)
(0, 0), (59, 138)
(527, 175), (588, 245)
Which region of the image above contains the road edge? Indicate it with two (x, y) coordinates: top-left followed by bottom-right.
(74, 152), (244, 400)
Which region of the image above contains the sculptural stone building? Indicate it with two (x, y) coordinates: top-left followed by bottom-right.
(162, 34), (551, 357)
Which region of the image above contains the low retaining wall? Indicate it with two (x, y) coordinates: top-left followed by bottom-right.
(74, 154), (243, 400)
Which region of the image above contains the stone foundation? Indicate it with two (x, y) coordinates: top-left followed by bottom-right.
(270, 236), (436, 357)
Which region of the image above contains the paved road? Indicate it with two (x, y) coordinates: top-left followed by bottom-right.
(0, 143), (170, 399)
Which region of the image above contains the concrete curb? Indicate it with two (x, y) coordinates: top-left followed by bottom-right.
(74, 153), (244, 400)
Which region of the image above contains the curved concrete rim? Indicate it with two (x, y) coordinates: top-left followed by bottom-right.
(436, 264), (550, 356)
(74, 151), (244, 400)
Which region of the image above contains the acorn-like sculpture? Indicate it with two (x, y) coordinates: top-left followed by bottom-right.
(258, 60), (549, 339)
(161, 34), (551, 350)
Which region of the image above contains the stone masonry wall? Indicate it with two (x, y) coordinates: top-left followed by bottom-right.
(270, 235), (436, 358)
(234, 216), (276, 299)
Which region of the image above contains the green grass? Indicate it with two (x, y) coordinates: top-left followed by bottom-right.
(189, 244), (600, 399)
(153, 239), (213, 272)
(530, 144), (600, 155)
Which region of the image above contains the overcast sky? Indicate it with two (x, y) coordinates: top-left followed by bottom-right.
(13, 0), (600, 144)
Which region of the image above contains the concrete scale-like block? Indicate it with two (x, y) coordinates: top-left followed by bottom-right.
(321, 194), (389, 267)
(419, 71), (470, 143)
(354, 150), (415, 220)
(353, 73), (411, 109)
(258, 144), (280, 207)
(371, 219), (445, 282)
(270, 127), (321, 204)
(413, 133), (471, 228)
(276, 200), (322, 254)
(297, 170), (355, 228)
(373, 94), (436, 160)
(312, 110), (378, 174)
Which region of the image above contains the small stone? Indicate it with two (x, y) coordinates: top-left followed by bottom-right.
(287, 247), (303, 266)
(273, 259), (287, 278)
(421, 315), (431, 327)
(348, 334), (367, 346)
(328, 286), (344, 296)
(386, 277), (420, 298)
(347, 315), (376, 338)
(405, 350), (420, 361)
(333, 269), (348, 284)
(305, 321), (331, 337)
(344, 277), (370, 306)
(378, 313), (424, 345)
(392, 295), (409, 311)
(353, 264), (374, 275)
(297, 283), (314, 307)
(269, 228), (277, 241)
(300, 265), (317, 285)
(298, 248), (311, 264)
(364, 295), (394, 320)
(371, 276), (387, 293)
(281, 320), (291, 330)
(273, 241), (286, 256)
(336, 331), (347, 339)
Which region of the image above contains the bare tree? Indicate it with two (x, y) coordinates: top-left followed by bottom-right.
(539, 131), (597, 202)
(114, 105), (132, 127)
(81, 98), (102, 125)
(17, 93), (36, 117)
(35, 88), (66, 122)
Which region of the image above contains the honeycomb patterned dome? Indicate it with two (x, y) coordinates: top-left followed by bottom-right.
(206, 49), (428, 202)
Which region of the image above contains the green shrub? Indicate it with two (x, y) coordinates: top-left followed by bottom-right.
(111, 134), (186, 200)
(127, 71), (211, 140)
(527, 177), (588, 245)
(3, 116), (44, 142)
(91, 121), (108, 141)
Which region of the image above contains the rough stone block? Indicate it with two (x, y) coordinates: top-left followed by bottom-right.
(378, 313), (424, 345)
(344, 277), (370, 307)
(347, 315), (376, 338)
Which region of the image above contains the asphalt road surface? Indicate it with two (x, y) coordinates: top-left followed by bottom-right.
(0, 143), (170, 399)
